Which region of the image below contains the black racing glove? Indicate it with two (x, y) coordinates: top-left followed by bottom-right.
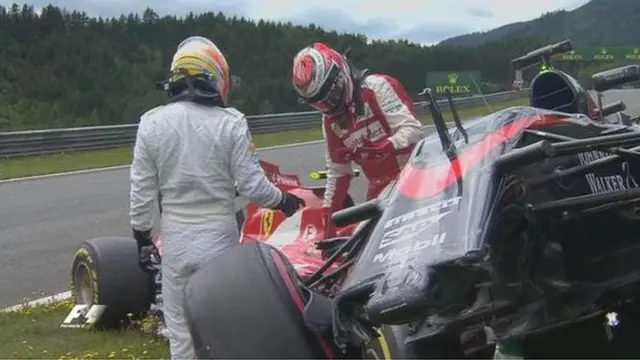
(133, 228), (153, 272)
(275, 191), (304, 217)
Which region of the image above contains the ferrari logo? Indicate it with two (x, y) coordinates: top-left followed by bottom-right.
(302, 225), (317, 240)
(262, 210), (274, 236)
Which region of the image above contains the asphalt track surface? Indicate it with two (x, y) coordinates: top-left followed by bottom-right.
(0, 138), (381, 308)
(1, 90), (639, 308)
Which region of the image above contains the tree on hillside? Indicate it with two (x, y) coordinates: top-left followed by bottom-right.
(0, 3), (550, 131)
(441, 0), (640, 47)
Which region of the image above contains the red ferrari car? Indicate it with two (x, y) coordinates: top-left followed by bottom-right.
(151, 160), (360, 277)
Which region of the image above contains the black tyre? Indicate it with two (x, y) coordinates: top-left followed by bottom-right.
(183, 242), (335, 359)
(70, 237), (154, 329)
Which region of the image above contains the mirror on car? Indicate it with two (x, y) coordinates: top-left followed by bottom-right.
(596, 100), (627, 118)
(592, 65), (640, 92)
(511, 39), (573, 70)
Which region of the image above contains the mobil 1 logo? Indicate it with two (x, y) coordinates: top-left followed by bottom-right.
(373, 196), (461, 264)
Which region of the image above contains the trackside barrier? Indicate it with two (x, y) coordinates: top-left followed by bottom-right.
(0, 89), (531, 157)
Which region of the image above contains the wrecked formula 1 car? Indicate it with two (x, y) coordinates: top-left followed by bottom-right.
(178, 43), (640, 359)
(516, 39), (640, 127)
(64, 160), (361, 330)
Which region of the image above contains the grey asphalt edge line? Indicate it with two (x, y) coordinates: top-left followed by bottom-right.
(1, 291), (72, 312)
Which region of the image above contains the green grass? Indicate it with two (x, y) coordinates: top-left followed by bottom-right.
(0, 299), (169, 359)
(2, 276), (638, 359)
(0, 97), (528, 180)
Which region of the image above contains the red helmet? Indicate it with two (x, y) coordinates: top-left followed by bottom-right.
(291, 42), (354, 115)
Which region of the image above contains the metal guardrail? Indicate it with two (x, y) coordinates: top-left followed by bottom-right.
(0, 89), (530, 158)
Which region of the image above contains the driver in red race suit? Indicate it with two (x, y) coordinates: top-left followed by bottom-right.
(291, 42), (425, 237)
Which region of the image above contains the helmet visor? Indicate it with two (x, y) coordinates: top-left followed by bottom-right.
(304, 63), (347, 114)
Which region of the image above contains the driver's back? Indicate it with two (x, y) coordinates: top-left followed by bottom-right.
(132, 101), (273, 226)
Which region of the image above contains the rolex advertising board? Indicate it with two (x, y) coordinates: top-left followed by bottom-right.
(552, 46), (640, 61)
(426, 71), (482, 96)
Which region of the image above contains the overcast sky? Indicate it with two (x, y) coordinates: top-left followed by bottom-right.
(3, 0), (591, 44)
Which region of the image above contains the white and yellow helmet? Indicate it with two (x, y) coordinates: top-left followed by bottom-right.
(169, 36), (231, 104)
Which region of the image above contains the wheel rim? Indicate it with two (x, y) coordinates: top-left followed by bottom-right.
(74, 263), (94, 304)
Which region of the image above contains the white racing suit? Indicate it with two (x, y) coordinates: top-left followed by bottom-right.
(130, 101), (282, 359)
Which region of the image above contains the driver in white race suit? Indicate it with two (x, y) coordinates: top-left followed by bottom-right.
(291, 41), (425, 237)
(129, 36), (303, 359)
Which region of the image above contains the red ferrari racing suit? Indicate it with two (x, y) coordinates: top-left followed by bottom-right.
(322, 73), (424, 235)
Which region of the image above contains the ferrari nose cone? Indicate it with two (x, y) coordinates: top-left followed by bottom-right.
(365, 262), (480, 324)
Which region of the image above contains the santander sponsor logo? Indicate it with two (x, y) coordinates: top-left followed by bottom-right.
(269, 172), (300, 187)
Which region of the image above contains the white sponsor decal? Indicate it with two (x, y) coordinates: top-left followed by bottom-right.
(384, 196), (461, 229)
(379, 211), (451, 250)
(343, 121), (386, 149)
(268, 173), (299, 187)
(373, 233), (447, 263)
(578, 150), (639, 194)
(382, 101), (405, 114)
(60, 304), (107, 329)
(585, 173), (629, 193)
(371, 197), (460, 263)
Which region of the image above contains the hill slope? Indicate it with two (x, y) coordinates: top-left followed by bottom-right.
(440, 0), (640, 47)
(0, 4), (550, 131)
